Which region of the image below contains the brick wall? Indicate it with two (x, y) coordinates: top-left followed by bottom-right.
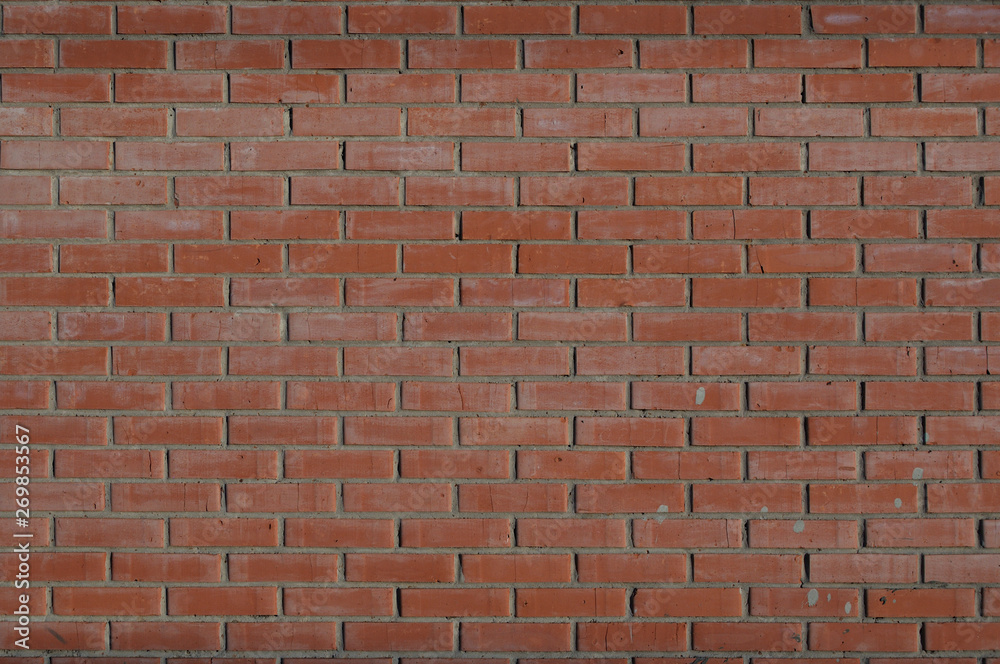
(1, 0), (999, 657)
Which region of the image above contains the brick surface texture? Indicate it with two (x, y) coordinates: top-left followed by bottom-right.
(0, 0), (999, 658)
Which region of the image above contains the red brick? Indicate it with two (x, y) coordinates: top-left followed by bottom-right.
(285, 450), (392, 478)
(176, 108), (283, 137)
(293, 176), (399, 206)
(459, 416), (569, 446)
(811, 5), (917, 34)
(641, 39), (747, 68)
(871, 38), (976, 67)
(580, 5), (686, 34)
(518, 382), (627, 411)
(865, 176), (974, 206)
(54, 587), (160, 616)
(293, 39), (397, 70)
(750, 312), (857, 341)
(4, 5), (112, 34)
(461, 554), (571, 583)
(409, 108), (514, 137)
(636, 176), (744, 206)
(634, 382), (740, 411)
(749, 519), (858, 549)
(633, 451), (739, 478)
(461, 278), (569, 307)
(809, 623), (919, 652)
(405, 243), (511, 273)
(460, 483), (567, 513)
(524, 108), (631, 138)
(526, 39), (632, 68)
(695, 142), (800, 172)
(634, 313), (742, 342)
(289, 313), (395, 342)
(172, 381), (282, 411)
(693, 278), (799, 308)
(869, 588), (975, 618)
(810, 346), (917, 376)
(401, 589), (508, 618)
(228, 622), (338, 651)
(344, 417), (452, 446)
(113, 553), (219, 583)
(347, 142), (452, 171)
(867, 518), (976, 548)
(756, 108), (863, 137)
(464, 7), (572, 35)
(170, 587), (277, 616)
(693, 622), (803, 652)
(695, 5), (801, 34)
(580, 74), (685, 104)
(635, 588), (741, 619)
(349, 5), (455, 34)
(232, 6), (341, 34)
(755, 38), (862, 68)
(577, 346), (684, 375)
(409, 40), (516, 69)
(112, 482), (219, 512)
(347, 74), (454, 103)
(694, 484), (803, 513)
(517, 518), (626, 547)
(518, 245), (626, 275)
(58, 517), (163, 548)
(865, 312), (974, 341)
(641, 107), (748, 137)
(871, 108), (978, 137)
(347, 553), (453, 582)
(694, 73), (801, 103)
(692, 417), (801, 446)
(923, 74), (1000, 102)
(112, 623), (220, 651)
(0, 107), (54, 136)
(462, 210), (570, 240)
(463, 73), (570, 103)
(402, 518), (510, 548)
(231, 73), (338, 104)
(517, 588), (626, 617)
(461, 624), (571, 652)
(926, 5), (1000, 33)
(114, 416), (222, 446)
(118, 6), (226, 34)
(61, 39), (167, 69)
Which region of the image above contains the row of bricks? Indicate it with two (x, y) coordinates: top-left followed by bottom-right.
(11, 311), (1000, 341)
(4, 37), (1000, 71)
(1, 295), (999, 332)
(11, 446), (1000, 480)
(4, 106), (998, 138)
(6, 379), (1000, 411)
(0, 617), (995, 654)
(5, 140), (1000, 173)
(2, 345), (999, 375)
(3, 412), (989, 447)
(5, 209), (1000, 241)
(7, 585), (1000, 621)
(11, 516), (1000, 549)
(11, 548), (998, 588)
(4, 174), (999, 206)
(4, 243), (1000, 273)
(11, 550), (1000, 584)
(4, 73), (1000, 104)
(6, 480), (1000, 517)
(0, 4), (993, 37)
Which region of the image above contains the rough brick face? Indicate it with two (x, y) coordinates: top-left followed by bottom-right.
(0, 0), (998, 658)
